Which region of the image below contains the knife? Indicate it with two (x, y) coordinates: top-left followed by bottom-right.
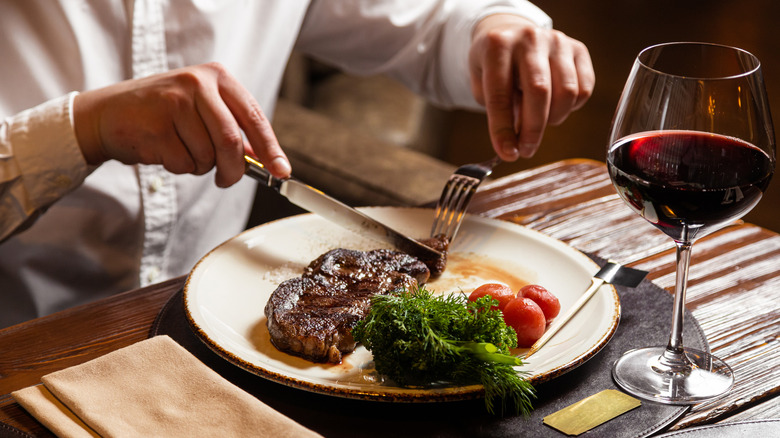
(525, 261), (648, 358)
(244, 155), (443, 260)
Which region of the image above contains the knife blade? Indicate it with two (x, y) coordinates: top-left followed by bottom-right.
(244, 155), (443, 261)
(524, 261), (647, 358)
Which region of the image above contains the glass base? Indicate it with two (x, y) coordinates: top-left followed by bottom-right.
(612, 346), (734, 404)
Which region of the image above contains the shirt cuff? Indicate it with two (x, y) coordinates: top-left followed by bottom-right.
(441, 0), (553, 111)
(8, 92), (89, 209)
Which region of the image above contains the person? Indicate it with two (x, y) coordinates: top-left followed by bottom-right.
(0, 1), (594, 328)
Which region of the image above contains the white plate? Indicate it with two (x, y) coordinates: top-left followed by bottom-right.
(184, 207), (619, 402)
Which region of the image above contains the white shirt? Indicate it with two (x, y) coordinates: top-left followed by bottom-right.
(0, 0), (550, 328)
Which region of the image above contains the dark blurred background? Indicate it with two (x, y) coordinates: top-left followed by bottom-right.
(278, 0), (780, 232)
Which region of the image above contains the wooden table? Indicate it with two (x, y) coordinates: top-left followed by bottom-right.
(1, 159), (778, 436)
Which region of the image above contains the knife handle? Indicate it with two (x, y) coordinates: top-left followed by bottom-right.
(525, 277), (606, 359)
(244, 155), (282, 190)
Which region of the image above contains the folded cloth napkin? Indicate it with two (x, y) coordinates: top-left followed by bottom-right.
(12, 335), (321, 438)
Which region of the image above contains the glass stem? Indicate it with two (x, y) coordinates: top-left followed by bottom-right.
(660, 238), (693, 371)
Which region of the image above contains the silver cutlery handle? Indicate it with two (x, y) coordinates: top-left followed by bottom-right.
(525, 277), (605, 359)
(244, 155), (282, 191)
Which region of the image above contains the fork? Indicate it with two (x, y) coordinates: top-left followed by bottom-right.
(430, 155), (501, 242)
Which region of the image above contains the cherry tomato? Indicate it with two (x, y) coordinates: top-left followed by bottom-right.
(468, 283), (516, 311)
(520, 284), (560, 323)
(502, 297), (546, 347)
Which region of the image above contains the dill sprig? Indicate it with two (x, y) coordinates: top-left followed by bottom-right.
(352, 287), (535, 416)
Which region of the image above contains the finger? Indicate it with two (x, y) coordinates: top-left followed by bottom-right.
(243, 140), (256, 157)
(469, 69), (486, 107)
(194, 83), (246, 188)
(173, 107), (216, 175)
(158, 134), (199, 175)
(480, 32), (521, 161)
(468, 49), (486, 106)
(572, 41), (595, 110)
(217, 72), (291, 179)
(514, 31), (552, 158)
(546, 35), (579, 126)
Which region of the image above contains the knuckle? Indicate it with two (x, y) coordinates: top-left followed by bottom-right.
(158, 89), (189, 112)
(485, 91), (514, 110)
(191, 165), (212, 176)
(168, 62), (229, 94)
(202, 62), (233, 84)
(548, 107), (571, 126)
(581, 85), (594, 101)
(487, 24), (540, 47)
(484, 28), (515, 47)
(525, 77), (551, 97)
(548, 29), (567, 44)
(516, 26), (544, 50)
(169, 69), (203, 91)
(245, 100), (269, 127)
(490, 125), (516, 140)
(580, 74), (596, 96)
(559, 81), (580, 101)
(521, 25), (543, 42)
(525, 125), (545, 139)
(203, 61), (228, 76)
(215, 129), (244, 151)
(572, 38), (589, 53)
(164, 157), (195, 175)
(192, 152), (216, 174)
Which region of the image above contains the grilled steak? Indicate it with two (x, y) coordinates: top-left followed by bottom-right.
(419, 235), (450, 277)
(265, 248), (430, 363)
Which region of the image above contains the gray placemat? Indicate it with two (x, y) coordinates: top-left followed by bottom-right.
(151, 256), (706, 437)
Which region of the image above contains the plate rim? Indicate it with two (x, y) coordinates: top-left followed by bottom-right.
(183, 206), (620, 402)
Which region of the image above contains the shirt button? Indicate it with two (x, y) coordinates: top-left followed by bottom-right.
(147, 266), (161, 283)
(149, 176), (164, 193)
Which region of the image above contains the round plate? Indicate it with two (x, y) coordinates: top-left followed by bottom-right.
(184, 207), (619, 402)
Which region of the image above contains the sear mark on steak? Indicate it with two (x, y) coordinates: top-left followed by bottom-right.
(265, 248), (431, 364)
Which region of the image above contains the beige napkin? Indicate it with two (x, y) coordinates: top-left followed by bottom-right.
(12, 335), (321, 438)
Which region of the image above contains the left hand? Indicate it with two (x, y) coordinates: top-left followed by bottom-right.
(469, 14), (595, 160)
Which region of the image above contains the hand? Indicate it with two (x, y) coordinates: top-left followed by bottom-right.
(73, 62), (291, 187)
(469, 14), (595, 160)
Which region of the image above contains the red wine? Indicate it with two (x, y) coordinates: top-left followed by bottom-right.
(608, 130), (774, 241)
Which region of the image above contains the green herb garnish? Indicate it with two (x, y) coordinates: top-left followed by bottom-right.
(352, 287), (535, 416)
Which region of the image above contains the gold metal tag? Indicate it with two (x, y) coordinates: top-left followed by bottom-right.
(543, 389), (641, 435)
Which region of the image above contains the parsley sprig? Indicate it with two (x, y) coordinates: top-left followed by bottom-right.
(352, 287), (535, 416)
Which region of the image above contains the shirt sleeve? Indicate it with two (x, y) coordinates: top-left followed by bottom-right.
(295, 0), (552, 111)
(0, 92), (89, 241)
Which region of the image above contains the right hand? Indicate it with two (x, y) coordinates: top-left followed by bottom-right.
(469, 14), (595, 161)
(73, 62), (290, 187)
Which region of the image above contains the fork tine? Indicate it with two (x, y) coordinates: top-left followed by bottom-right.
(431, 179), (462, 237)
(431, 182), (455, 233)
(432, 177), (469, 236)
(445, 180), (479, 239)
(442, 181), (478, 239)
(430, 176), (480, 240)
(430, 156), (500, 243)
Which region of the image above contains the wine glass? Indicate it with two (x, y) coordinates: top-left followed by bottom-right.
(607, 42), (776, 404)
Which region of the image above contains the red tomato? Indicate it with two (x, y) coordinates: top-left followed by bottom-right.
(520, 284), (561, 323)
(468, 283), (516, 311)
(502, 297), (546, 347)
